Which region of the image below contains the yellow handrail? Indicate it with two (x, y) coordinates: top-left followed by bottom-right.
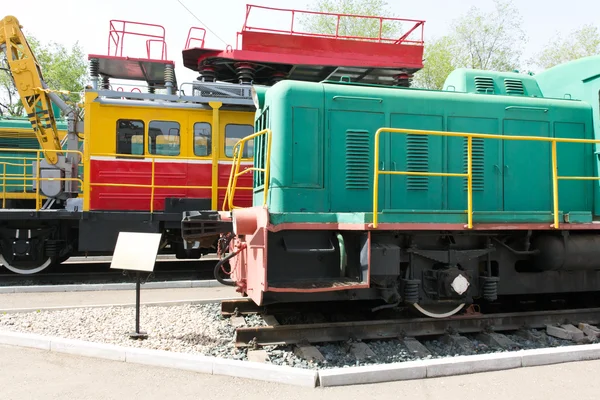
(222, 129), (272, 211)
(0, 148), (83, 209)
(372, 128), (600, 229)
(0, 146), (256, 212)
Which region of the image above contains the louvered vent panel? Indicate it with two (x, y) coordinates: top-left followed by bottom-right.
(474, 77), (495, 94)
(0, 137), (38, 149)
(345, 130), (370, 189)
(504, 79), (525, 95)
(407, 134), (429, 190)
(463, 137), (485, 191)
(254, 108), (269, 187)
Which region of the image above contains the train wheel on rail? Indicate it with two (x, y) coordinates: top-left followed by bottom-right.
(411, 303), (465, 318)
(0, 255), (54, 275)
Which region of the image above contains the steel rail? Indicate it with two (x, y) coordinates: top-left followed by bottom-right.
(234, 307), (600, 347)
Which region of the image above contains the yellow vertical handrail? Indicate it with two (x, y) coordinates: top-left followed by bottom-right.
(222, 129), (272, 211)
(222, 146), (240, 211)
(467, 136), (473, 229)
(209, 101), (222, 210)
(22, 158), (26, 193)
(150, 157), (156, 213)
(228, 141), (250, 210)
(373, 129), (382, 225)
(2, 165), (5, 208)
(35, 150), (41, 209)
(551, 141), (559, 228)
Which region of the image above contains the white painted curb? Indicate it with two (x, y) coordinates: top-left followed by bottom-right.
(319, 344), (600, 387)
(0, 330), (318, 388)
(0, 279), (222, 294)
(2, 329), (600, 388)
(0, 297), (237, 314)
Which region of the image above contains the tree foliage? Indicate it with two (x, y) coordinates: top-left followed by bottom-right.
(0, 35), (87, 117)
(451, 0), (526, 71)
(410, 36), (460, 90)
(412, 0), (527, 90)
(300, 0), (401, 39)
(533, 24), (600, 70)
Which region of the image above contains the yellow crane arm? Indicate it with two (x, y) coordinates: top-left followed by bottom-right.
(0, 15), (63, 164)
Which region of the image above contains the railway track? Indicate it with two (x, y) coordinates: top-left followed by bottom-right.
(222, 298), (600, 363)
(0, 258), (217, 287)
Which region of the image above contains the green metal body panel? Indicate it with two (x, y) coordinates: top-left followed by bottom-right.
(254, 67), (596, 225)
(534, 55), (600, 217)
(0, 116), (70, 194)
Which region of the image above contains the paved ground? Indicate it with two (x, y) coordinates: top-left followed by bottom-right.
(1, 344), (598, 400)
(0, 286), (238, 309)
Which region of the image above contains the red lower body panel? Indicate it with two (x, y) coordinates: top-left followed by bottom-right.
(89, 158), (252, 211)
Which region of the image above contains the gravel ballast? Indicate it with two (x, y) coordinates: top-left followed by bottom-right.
(0, 302), (581, 370)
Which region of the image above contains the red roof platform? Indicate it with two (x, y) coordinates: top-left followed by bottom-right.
(88, 19), (185, 89)
(182, 4), (425, 86)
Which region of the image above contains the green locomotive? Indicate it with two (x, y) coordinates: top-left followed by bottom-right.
(187, 55), (600, 318)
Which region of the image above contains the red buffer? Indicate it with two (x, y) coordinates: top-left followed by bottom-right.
(182, 4), (426, 86)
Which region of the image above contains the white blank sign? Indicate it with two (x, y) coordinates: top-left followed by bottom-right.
(110, 232), (162, 272)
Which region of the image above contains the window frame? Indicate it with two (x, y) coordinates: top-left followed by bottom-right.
(147, 120), (181, 157)
(116, 118), (145, 158)
(193, 121), (212, 157)
(224, 123), (254, 158)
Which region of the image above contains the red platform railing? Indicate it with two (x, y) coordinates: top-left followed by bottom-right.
(237, 4), (425, 49)
(107, 20), (168, 60)
(184, 27), (207, 49)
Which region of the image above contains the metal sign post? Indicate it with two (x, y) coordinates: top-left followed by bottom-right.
(110, 231), (162, 340)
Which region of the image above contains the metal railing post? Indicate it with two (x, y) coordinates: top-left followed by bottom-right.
(551, 141), (559, 228)
(263, 130), (272, 206)
(150, 157), (155, 213)
(373, 129), (381, 228)
(467, 135), (473, 229)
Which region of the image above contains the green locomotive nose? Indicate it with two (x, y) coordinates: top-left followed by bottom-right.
(224, 56), (600, 317)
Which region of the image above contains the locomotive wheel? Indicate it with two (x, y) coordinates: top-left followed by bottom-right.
(0, 255), (53, 275)
(412, 302), (465, 318)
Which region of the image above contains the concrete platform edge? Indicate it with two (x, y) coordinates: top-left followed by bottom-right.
(0, 297), (238, 313)
(0, 330), (317, 388)
(2, 330), (600, 388)
(0, 280), (221, 294)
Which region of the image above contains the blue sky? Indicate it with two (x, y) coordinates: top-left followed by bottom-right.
(2, 0), (597, 86)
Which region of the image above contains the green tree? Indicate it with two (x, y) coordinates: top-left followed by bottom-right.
(410, 36), (458, 90)
(300, 0), (400, 39)
(412, 0), (527, 90)
(451, 0), (526, 71)
(0, 35), (87, 117)
(533, 24), (600, 70)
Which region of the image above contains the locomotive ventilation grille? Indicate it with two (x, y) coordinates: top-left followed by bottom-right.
(463, 137), (485, 191)
(253, 107), (269, 187)
(345, 130), (370, 190)
(504, 79), (525, 95)
(407, 134), (429, 190)
(474, 77), (495, 94)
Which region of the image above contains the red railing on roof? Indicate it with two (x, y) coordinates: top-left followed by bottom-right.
(107, 20), (168, 60)
(237, 4), (425, 49)
(184, 27), (207, 50)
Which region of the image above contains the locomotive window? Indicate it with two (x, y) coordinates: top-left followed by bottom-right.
(193, 122), (211, 156)
(148, 120), (180, 156)
(116, 119), (144, 156)
(225, 124), (254, 158)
